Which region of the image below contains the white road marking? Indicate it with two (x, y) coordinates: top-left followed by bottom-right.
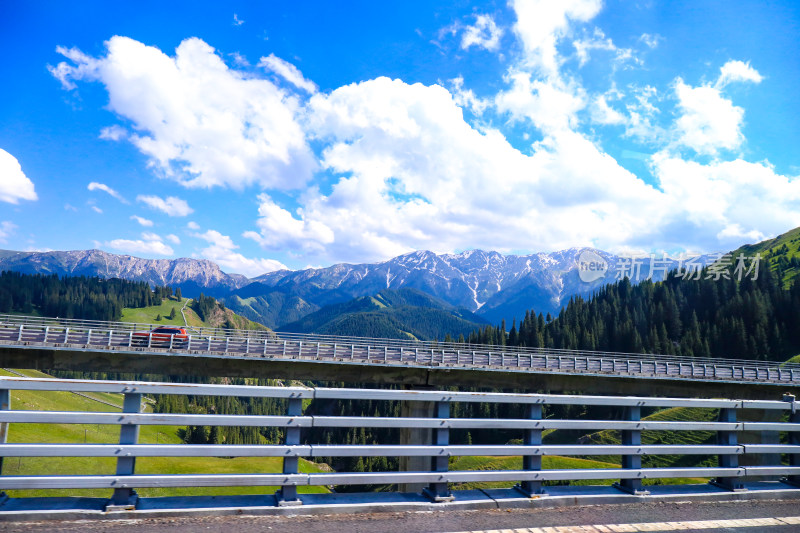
(445, 515), (800, 532)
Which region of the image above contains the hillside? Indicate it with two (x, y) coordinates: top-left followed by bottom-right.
(121, 296), (269, 331)
(557, 406), (720, 469)
(277, 288), (487, 340)
(470, 255), (800, 363)
(0, 368), (325, 497)
(727, 226), (800, 288)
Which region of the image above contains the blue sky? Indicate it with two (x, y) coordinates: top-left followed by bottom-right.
(1, 1), (799, 276)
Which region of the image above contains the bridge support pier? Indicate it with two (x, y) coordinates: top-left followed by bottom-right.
(398, 399), (432, 494)
(421, 400), (454, 502)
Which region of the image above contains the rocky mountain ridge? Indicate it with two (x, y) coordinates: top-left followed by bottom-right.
(0, 247), (716, 328)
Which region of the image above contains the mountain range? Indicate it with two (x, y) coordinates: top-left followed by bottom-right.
(0, 249), (247, 297)
(0, 247), (716, 330)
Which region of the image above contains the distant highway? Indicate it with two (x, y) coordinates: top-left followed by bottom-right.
(1, 313), (799, 385)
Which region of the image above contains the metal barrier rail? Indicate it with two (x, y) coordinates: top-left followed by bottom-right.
(0, 375), (799, 508)
(1, 314), (799, 385)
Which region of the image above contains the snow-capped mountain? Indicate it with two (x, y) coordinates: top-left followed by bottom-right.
(0, 247), (716, 328)
(237, 248), (715, 327)
(0, 249), (248, 296)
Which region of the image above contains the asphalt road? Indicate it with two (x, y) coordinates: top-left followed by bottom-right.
(4, 500), (800, 533)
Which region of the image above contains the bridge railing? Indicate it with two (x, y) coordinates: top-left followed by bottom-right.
(1, 375), (799, 509)
(1, 314), (800, 385)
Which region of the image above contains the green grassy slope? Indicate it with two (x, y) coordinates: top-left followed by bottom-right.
(569, 406), (719, 469)
(449, 455), (621, 490)
(121, 297), (270, 331)
(0, 368), (326, 498)
(727, 225), (800, 288)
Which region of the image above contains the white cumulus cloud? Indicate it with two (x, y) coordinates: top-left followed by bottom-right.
(107, 232), (174, 256)
(716, 60), (763, 88)
(0, 149), (37, 204)
(137, 194), (193, 216)
(50, 36), (317, 190)
(673, 79), (745, 155)
(651, 152), (800, 250)
(512, 0), (602, 74)
(460, 14), (503, 51)
(243, 76), (664, 263)
(193, 229), (286, 277)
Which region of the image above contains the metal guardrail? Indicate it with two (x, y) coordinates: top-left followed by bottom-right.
(1, 375), (800, 509)
(1, 314), (799, 385)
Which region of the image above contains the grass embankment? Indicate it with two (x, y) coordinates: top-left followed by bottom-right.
(450, 455), (619, 490)
(577, 406), (718, 469)
(120, 297), (190, 327)
(1, 368), (326, 498)
(451, 406), (720, 490)
(783, 354), (800, 366)
(121, 297), (270, 331)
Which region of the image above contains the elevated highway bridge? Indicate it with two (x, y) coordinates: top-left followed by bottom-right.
(0, 314), (798, 399)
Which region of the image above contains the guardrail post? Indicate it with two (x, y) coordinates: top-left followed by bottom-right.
(0, 386), (9, 499)
(277, 396), (303, 506)
(782, 394), (800, 487)
(614, 405), (648, 495)
(712, 407), (745, 491)
(108, 391), (142, 510)
(517, 402), (545, 496)
(423, 400), (453, 502)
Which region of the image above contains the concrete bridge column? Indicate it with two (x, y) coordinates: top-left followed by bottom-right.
(398, 397), (433, 494)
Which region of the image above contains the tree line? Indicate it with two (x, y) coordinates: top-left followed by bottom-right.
(0, 271), (172, 321)
(466, 264), (800, 362)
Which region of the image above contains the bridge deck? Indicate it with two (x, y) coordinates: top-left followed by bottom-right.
(0, 314), (798, 387)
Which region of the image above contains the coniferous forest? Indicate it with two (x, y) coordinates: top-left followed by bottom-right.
(468, 265), (800, 362)
(0, 271), (171, 321)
